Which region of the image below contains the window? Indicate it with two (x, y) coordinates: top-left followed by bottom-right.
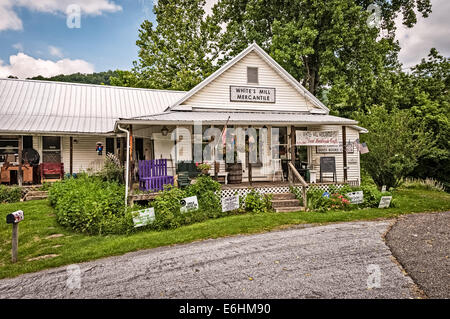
(0, 137), (19, 163)
(23, 136), (33, 149)
(106, 138), (115, 155)
(247, 67), (258, 84)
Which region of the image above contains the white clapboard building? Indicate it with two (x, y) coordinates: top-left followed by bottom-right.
(0, 43), (367, 188)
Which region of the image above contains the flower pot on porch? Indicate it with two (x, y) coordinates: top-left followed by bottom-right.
(226, 163), (242, 184)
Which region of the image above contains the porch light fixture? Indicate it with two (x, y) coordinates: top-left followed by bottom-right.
(161, 126), (169, 136)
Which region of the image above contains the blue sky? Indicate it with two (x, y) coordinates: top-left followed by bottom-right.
(0, 0), (157, 78)
(0, 0), (448, 79)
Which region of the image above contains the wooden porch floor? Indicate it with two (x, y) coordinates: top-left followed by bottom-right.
(221, 181), (347, 190)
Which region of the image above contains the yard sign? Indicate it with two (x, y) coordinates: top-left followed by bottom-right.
(222, 195), (240, 212)
(132, 208), (155, 228)
(346, 191), (364, 204)
(180, 196), (199, 213)
(378, 196), (392, 209)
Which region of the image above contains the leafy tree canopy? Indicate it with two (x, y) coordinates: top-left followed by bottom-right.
(115, 0), (223, 91)
(28, 70), (120, 86)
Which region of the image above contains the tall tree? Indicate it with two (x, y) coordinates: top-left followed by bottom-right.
(116, 0), (222, 91)
(357, 106), (435, 188)
(212, 0), (431, 96)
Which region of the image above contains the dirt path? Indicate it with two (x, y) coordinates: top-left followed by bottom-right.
(385, 211), (449, 299)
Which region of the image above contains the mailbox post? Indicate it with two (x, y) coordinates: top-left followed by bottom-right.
(6, 210), (24, 263)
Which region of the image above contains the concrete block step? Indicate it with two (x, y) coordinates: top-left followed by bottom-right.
(24, 195), (48, 201)
(271, 199), (301, 208)
(275, 206), (305, 213)
(271, 193), (296, 200)
(26, 191), (48, 197)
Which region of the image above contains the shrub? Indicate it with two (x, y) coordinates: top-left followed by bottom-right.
(186, 175), (221, 213)
(96, 153), (124, 184)
(243, 190), (273, 214)
(0, 185), (22, 203)
(49, 175), (128, 235)
(400, 177), (445, 192)
(149, 176), (225, 230)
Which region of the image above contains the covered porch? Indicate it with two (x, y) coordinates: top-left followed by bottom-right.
(116, 111), (366, 195)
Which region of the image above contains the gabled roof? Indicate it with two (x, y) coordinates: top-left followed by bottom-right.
(0, 78), (185, 134)
(167, 42), (330, 113)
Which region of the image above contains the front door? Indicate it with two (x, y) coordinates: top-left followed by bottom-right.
(42, 136), (61, 163)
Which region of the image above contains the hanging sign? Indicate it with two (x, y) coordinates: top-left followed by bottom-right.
(222, 195), (240, 212)
(378, 196), (392, 209)
(180, 196), (199, 213)
(296, 131), (339, 146)
(346, 191), (364, 204)
(230, 86), (276, 103)
(132, 208), (155, 228)
(316, 142), (354, 154)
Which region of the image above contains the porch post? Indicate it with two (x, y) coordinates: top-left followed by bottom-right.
(69, 136), (73, 176)
(129, 125), (133, 192)
(342, 126), (348, 182)
(290, 125), (296, 180)
(247, 126), (252, 186)
(18, 136), (23, 187)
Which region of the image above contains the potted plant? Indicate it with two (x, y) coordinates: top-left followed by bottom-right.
(197, 163), (211, 175)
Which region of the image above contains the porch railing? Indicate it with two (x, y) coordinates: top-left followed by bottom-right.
(288, 162), (308, 211)
(138, 159), (174, 192)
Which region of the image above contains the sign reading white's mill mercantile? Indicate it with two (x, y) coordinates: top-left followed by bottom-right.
(296, 131), (339, 146)
(221, 195), (240, 212)
(230, 86), (276, 103)
(378, 196), (392, 209)
(132, 208), (155, 228)
(180, 196), (199, 213)
(346, 191), (364, 204)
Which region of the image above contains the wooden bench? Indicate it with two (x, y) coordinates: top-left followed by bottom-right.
(139, 159), (174, 192)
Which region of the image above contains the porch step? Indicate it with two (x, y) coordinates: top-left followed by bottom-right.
(24, 191), (48, 201)
(275, 206), (305, 213)
(270, 192), (304, 213)
(271, 193), (296, 200)
(272, 199), (302, 208)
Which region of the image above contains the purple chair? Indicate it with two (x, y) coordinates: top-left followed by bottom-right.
(138, 159), (174, 192)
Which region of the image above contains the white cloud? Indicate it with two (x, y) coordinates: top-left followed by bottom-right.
(0, 1), (23, 31)
(0, 53), (94, 78)
(395, 0), (450, 68)
(49, 46), (64, 58)
(12, 43), (24, 52)
(0, 0), (122, 31)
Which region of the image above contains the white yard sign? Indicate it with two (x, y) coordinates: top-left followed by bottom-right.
(180, 196), (199, 213)
(132, 208), (155, 228)
(346, 191), (364, 204)
(222, 195), (240, 212)
(296, 131), (339, 146)
(378, 196), (392, 209)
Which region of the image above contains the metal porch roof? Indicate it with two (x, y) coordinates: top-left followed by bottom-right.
(0, 78), (186, 134)
(117, 111), (358, 126)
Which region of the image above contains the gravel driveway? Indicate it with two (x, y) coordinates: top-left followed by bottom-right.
(385, 211), (449, 299)
(0, 220), (418, 299)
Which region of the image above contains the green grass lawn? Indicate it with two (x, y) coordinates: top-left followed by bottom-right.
(0, 188), (449, 279)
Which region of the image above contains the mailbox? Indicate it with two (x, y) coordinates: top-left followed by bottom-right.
(6, 210), (24, 224)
